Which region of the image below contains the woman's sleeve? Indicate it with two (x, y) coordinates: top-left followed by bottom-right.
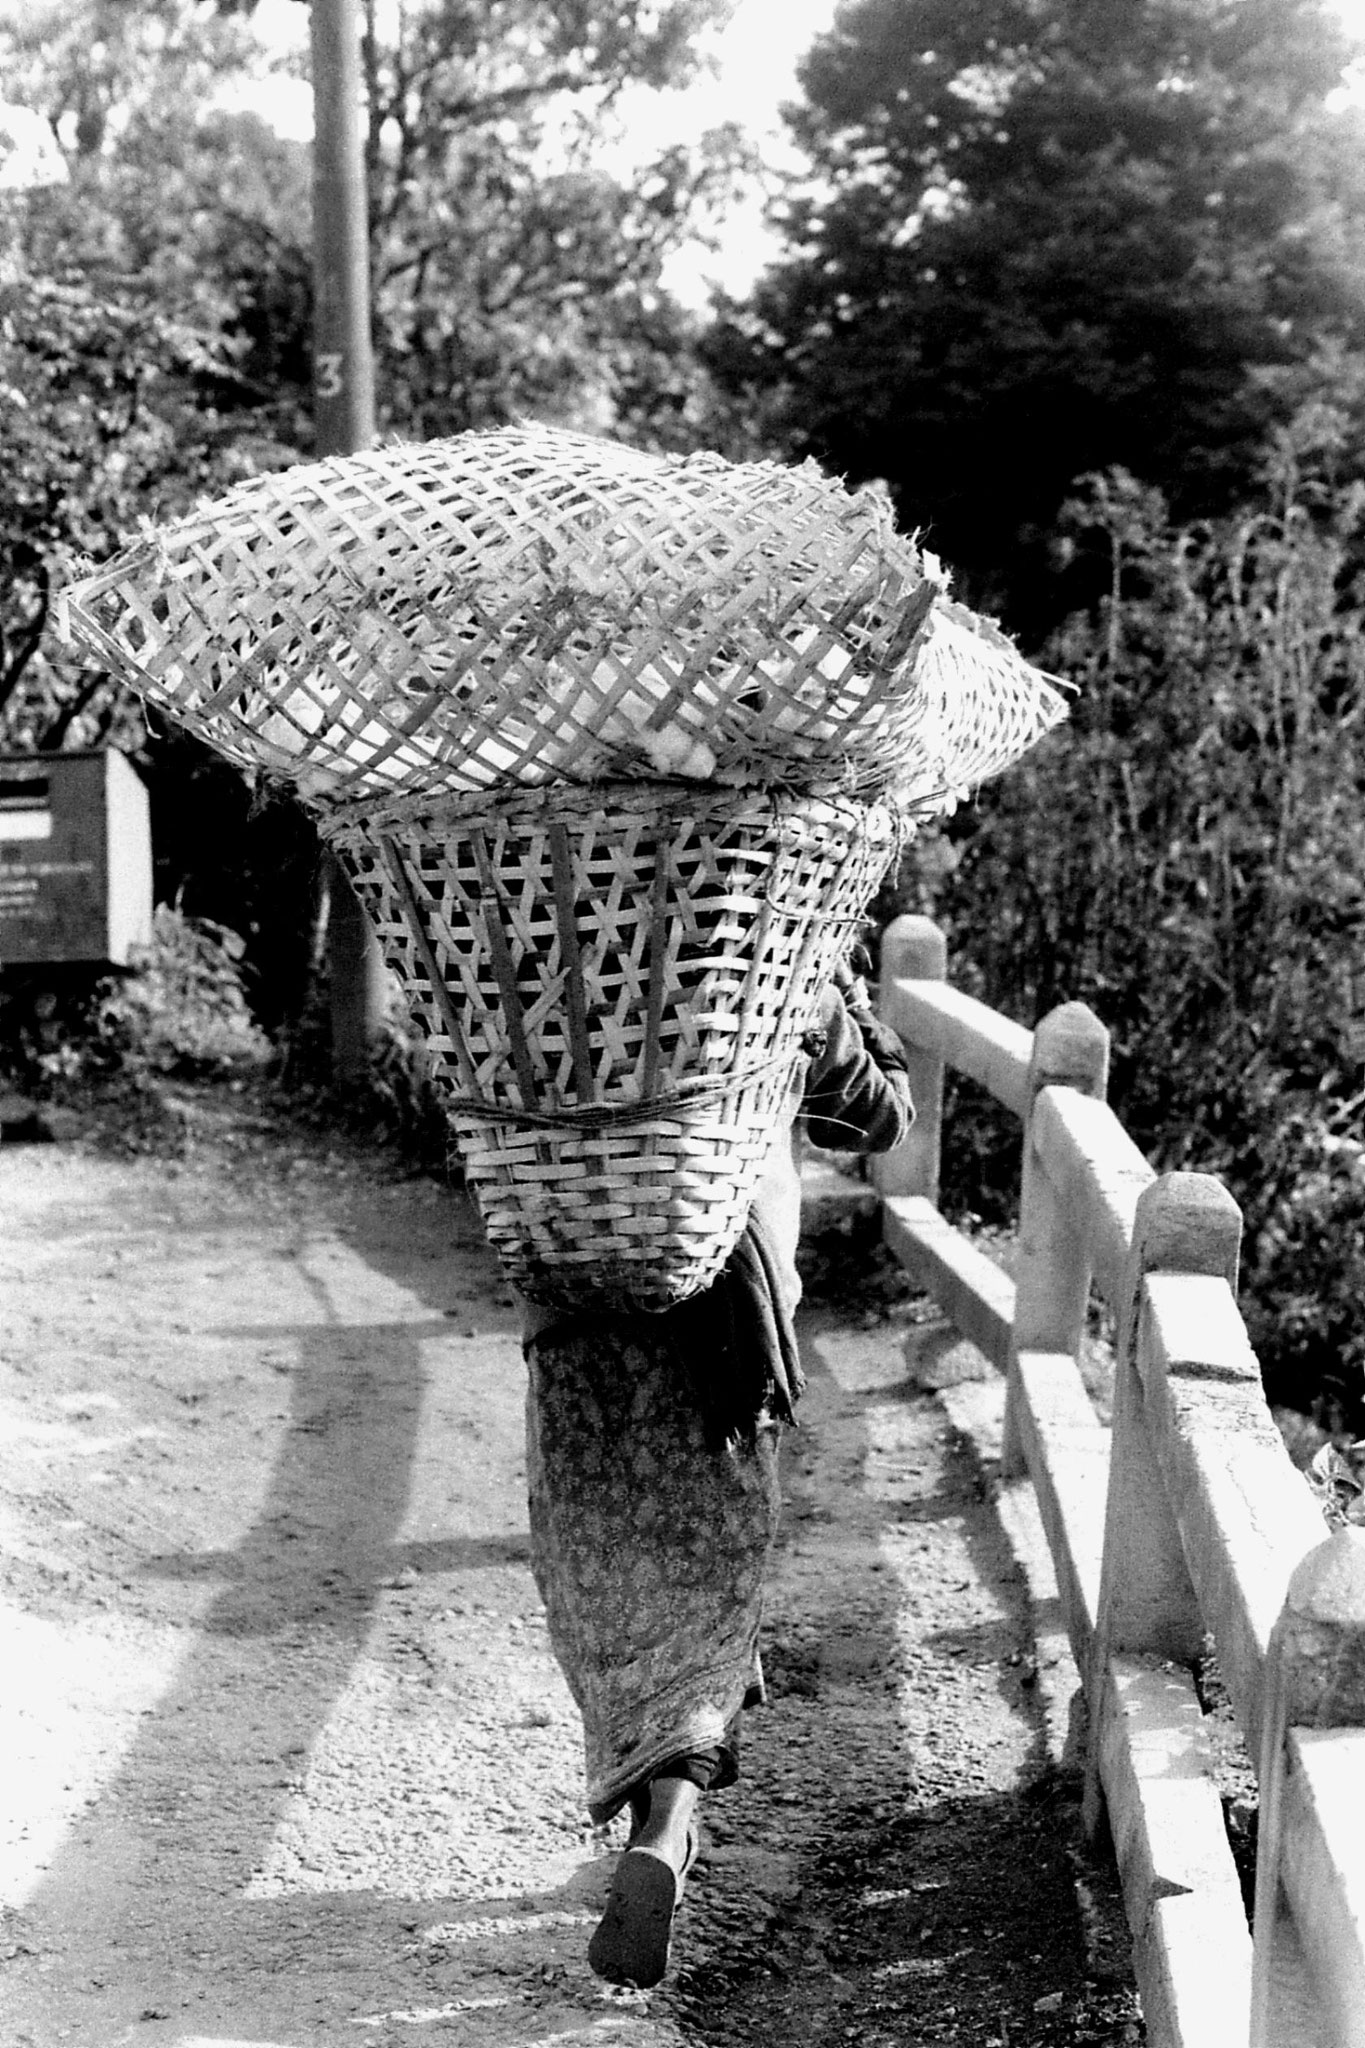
(799, 986), (915, 1155)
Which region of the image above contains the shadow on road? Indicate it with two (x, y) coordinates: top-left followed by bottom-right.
(3, 1150), (1139, 2047)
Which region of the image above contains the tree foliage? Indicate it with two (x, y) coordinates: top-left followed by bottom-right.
(359, 0), (748, 443)
(0, 0), (316, 747)
(0, 0), (742, 1003)
(717, 0), (1365, 625)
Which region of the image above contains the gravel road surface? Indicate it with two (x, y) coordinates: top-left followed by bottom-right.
(0, 1087), (1143, 2046)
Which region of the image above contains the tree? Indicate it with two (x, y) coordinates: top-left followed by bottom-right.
(714, 0), (1365, 628)
(359, 0), (750, 444)
(0, 0), (755, 746)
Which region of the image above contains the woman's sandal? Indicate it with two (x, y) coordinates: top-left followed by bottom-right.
(587, 1825), (699, 1988)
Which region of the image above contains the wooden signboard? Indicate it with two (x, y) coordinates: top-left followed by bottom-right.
(0, 750), (153, 968)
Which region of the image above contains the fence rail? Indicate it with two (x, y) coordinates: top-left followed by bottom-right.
(871, 913), (1365, 2048)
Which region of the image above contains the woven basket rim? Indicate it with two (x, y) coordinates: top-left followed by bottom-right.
(316, 774), (905, 839)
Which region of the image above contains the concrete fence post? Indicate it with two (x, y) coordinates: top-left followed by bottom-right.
(1083, 1171), (1242, 1834)
(1250, 1527), (1365, 2048)
(1001, 1001), (1110, 1477)
(873, 913), (947, 1205)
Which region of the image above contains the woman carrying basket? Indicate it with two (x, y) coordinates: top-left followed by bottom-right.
(521, 965), (913, 1989)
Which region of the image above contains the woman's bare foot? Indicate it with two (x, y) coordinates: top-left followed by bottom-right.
(627, 1774), (699, 1876)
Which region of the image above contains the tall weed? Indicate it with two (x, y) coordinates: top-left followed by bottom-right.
(929, 414), (1365, 1424)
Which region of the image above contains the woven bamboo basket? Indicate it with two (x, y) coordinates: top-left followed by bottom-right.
(56, 424), (1068, 813)
(324, 781), (902, 1309)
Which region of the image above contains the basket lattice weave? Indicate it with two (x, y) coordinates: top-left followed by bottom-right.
(53, 425), (1071, 1309)
(325, 782), (902, 1309)
(56, 424), (1067, 813)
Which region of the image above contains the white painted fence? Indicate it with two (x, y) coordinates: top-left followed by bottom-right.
(872, 913), (1365, 2048)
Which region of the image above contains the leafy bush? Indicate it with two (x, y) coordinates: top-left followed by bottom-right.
(98, 903), (270, 1077)
(1240, 1114), (1365, 1427)
(924, 412), (1365, 1426)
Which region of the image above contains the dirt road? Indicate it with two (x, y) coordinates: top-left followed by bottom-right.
(0, 1085), (1142, 2046)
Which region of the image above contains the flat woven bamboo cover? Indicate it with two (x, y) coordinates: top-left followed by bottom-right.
(325, 781), (902, 1309)
(57, 424), (1067, 812)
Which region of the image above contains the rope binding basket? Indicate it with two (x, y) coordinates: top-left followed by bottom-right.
(325, 779), (904, 1310)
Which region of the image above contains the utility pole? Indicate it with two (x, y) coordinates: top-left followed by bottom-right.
(310, 0), (376, 457)
(309, 0), (386, 1080)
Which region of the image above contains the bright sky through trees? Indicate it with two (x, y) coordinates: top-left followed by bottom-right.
(653, 0), (1365, 300)
(220, 0), (1365, 301)
(225, 0), (844, 300)
(6, 0), (1365, 288)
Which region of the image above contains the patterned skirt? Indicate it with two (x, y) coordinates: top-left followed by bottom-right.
(524, 1321), (783, 1823)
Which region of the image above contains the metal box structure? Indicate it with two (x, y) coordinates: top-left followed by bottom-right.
(0, 750), (153, 968)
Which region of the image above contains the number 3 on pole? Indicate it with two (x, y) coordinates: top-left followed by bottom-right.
(315, 352), (345, 400)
